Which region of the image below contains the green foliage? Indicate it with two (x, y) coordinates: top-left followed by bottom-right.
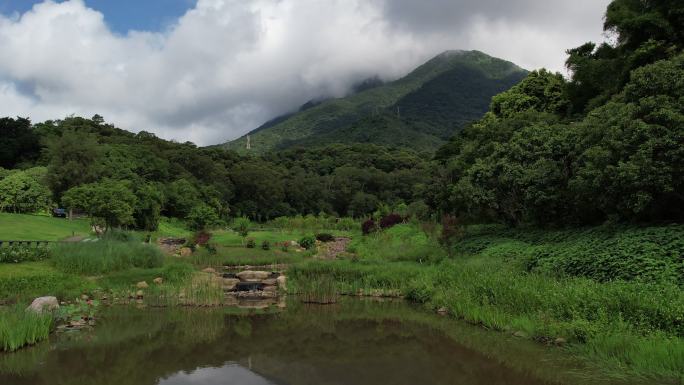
(62, 180), (137, 230)
(261, 240), (270, 250)
(187, 204), (220, 231)
(45, 128), (101, 198)
(0, 306), (53, 352)
(298, 235), (316, 250)
(50, 240), (164, 275)
(0, 117), (41, 169)
(232, 217), (251, 239)
(0, 169), (51, 213)
(245, 238), (256, 248)
(0, 245), (48, 264)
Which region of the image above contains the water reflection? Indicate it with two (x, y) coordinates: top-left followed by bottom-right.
(0, 299), (648, 385)
(160, 364), (276, 385)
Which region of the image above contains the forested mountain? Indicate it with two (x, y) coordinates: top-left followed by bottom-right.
(222, 50), (527, 153)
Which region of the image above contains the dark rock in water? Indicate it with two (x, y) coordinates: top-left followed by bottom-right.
(236, 282), (264, 291)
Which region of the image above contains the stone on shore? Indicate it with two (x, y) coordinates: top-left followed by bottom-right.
(26, 296), (59, 314)
(136, 281), (149, 289)
(236, 270), (271, 282)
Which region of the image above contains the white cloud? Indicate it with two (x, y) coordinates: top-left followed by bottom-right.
(0, 0), (611, 145)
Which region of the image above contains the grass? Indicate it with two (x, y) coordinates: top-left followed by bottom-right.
(191, 245), (311, 268)
(0, 305), (53, 352)
(289, 223), (684, 381)
(296, 276), (339, 304)
(50, 240), (164, 275)
(0, 213), (90, 241)
(0, 262), (95, 303)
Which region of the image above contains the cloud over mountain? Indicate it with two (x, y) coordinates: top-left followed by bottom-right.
(0, 0), (610, 145)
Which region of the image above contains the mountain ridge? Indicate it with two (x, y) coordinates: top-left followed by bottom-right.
(222, 50), (527, 153)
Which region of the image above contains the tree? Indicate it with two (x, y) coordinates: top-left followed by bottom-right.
(62, 180), (137, 231)
(0, 117), (41, 169)
(46, 129), (101, 198)
(187, 204), (220, 231)
(232, 217), (251, 244)
(0, 169), (51, 213)
(133, 182), (164, 231)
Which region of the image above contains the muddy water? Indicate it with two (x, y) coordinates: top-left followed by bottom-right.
(0, 299), (646, 385)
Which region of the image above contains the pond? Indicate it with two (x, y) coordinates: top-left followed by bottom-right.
(0, 298), (649, 385)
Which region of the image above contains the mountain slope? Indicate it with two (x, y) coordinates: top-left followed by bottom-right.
(223, 50), (527, 153)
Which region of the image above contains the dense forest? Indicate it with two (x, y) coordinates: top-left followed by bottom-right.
(1, 0), (682, 230)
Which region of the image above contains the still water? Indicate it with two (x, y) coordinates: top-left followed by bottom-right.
(0, 298), (644, 385)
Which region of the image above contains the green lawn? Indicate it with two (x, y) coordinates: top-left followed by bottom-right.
(0, 213), (91, 241)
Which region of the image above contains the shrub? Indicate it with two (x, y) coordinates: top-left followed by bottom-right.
(299, 235), (316, 250)
(192, 231), (212, 246)
(204, 242), (217, 255)
(0, 245), (49, 263)
(379, 213), (403, 229)
(439, 214), (464, 252)
(50, 240), (164, 275)
(261, 240), (271, 250)
(361, 219), (376, 235)
(316, 233), (335, 242)
(187, 204), (220, 231)
(245, 238), (256, 248)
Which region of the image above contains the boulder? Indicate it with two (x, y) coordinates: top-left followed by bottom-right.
(179, 247), (193, 257)
(554, 337), (567, 346)
(236, 270), (271, 282)
(276, 275), (287, 290)
(153, 277), (163, 285)
(136, 281), (149, 289)
(262, 278), (277, 286)
(222, 278), (240, 291)
(436, 307), (448, 315)
(513, 331), (528, 338)
(136, 290), (144, 298)
(80, 294), (89, 301)
(26, 296), (59, 314)
(202, 267), (217, 274)
(263, 286), (277, 293)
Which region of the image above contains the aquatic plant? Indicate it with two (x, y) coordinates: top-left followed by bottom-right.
(0, 306), (53, 352)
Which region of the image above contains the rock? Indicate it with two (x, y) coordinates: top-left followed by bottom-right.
(276, 275), (287, 290)
(80, 294), (89, 301)
(222, 278), (240, 291)
(26, 296), (59, 314)
(136, 281), (149, 289)
(263, 285), (277, 293)
(202, 267), (217, 274)
(262, 278), (277, 286)
(290, 240), (299, 247)
(513, 331), (528, 338)
(437, 307), (448, 315)
(136, 290), (144, 298)
(153, 277), (163, 285)
(236, 270), (271, 282)
(554, 337), (567, 346)
(179, 247), (193, 257)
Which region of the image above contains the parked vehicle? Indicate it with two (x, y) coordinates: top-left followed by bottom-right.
(52, 208), (67, 218)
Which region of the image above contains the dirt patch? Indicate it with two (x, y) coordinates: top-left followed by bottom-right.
(319, 237), (351, 260)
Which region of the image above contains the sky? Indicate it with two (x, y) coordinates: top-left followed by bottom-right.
(0, 0), (612, 145)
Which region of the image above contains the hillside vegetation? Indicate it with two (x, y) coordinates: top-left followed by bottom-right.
(224, 50), (526, 153)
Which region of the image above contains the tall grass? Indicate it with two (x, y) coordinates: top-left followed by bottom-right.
(50, 240), (164, 275)
(296, 276), (339, 304)
(0, 306), (53, 352)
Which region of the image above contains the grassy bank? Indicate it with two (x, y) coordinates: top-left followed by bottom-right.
(289, 223), (684, 381)
(50, 240), (164, 275)
(0, 213), (90, 241)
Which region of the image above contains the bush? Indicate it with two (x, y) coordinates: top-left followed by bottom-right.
(299, 235), (316, 250)
(379, 213), (403, 229)
(50, 240), (164, 275)
(361, 219), (376, 235)
(187, 204), (220, 231)
(245, 238), (256, 248)
(0, 245), (49, 263)
(204, 242), (217, 255)
(315, 233), (335, 242)
(261, 240), (271, 250)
